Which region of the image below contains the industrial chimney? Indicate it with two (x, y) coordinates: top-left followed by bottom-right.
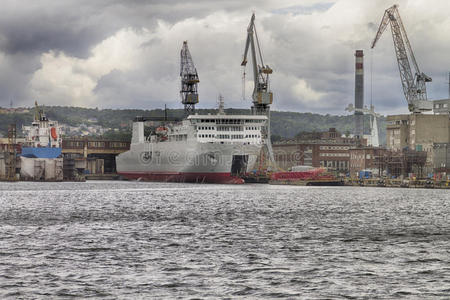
(354, 50), (364, 139)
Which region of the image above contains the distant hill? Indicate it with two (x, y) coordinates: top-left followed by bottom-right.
(0, 106), (386, 144)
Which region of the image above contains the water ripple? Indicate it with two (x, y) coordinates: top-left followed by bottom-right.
(0, 181), (449, 299)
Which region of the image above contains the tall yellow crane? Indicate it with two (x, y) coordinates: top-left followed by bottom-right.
(241, 13), (275, 165)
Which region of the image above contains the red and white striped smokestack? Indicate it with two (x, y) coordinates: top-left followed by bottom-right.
(355, 50), (364, 76)
(354, 50), (364, 138)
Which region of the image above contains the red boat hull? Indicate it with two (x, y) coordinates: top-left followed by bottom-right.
(270, 168), (333, 181)
(118, 171), (244, 184)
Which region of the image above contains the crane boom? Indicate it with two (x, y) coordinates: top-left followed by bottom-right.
(241, 13), (273, 114)
(241, 13), (275, 165)
(180, 41), (199, 116)
(371, 4), (432, 113)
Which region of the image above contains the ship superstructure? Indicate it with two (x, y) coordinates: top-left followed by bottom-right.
(22, 101), (62, 158)
(20, 102), (63, 181)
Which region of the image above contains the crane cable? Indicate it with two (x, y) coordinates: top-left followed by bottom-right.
(370, 48), (373, 108)
(242, 66), (246, 101)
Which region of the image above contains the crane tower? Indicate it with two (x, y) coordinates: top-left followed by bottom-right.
(371, 4), (432, 113)
(241, 13), (275, 164)
(180, 41), (199, 116)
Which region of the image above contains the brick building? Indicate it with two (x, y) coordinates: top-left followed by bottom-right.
(349, 147), (386, 178)
(273, 128), (365, 173)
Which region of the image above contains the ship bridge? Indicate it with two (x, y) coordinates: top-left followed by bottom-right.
(188, 114), (268, 144)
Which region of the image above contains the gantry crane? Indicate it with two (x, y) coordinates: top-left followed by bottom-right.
(180, 41), (199, 116)
(241, 13), (275, 164)
(371, 4), (432, 113)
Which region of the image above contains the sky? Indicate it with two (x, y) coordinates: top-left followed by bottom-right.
(0, 0), (449, 115)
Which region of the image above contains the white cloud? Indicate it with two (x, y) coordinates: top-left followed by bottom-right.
(292, 78), (326, 102)
(30, 28), (152, 107)
(1, 0), (448, 115)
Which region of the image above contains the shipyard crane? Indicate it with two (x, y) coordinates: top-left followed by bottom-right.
(241, 13), (273, 115)
(371, 4), (432, 113)
(180, 41), (199, 116)
(241, 13), (275, 164)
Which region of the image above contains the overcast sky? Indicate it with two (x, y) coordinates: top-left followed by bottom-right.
(0, 0), (449, 115)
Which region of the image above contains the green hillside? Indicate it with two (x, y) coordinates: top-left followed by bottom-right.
(0, 106), (386, 144)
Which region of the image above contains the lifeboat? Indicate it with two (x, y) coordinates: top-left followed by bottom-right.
(155, 126), (168, 135)
(51, 127), (58, 140)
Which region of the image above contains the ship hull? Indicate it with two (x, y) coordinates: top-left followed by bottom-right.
(118, 171), (244, 184)
(116, 140), (261, 184)
(20, 157), (63, 181)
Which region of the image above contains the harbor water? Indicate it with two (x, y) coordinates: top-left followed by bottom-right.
(0, 181), (449, 299)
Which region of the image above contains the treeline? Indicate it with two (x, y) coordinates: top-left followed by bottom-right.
(0, 106), (386, 144)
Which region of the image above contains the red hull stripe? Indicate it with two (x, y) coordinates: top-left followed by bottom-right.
(118, 172), (244, 184)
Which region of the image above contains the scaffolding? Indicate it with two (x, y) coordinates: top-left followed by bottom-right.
(374, 149), (427, 178)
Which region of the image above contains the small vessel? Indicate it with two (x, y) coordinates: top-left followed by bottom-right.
(269, 167), (343, 186)
(20, 102), (63, 181)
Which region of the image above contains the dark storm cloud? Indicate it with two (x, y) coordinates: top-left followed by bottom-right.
(0, 0), (448, 116)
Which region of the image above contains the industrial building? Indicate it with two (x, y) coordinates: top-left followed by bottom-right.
(433, 99), (450, 115)
(432, 143), (450, 173)
(273, 128), (365, 173)
(386, 114), (450, 173)
(0, 136), (130, 181)
(349, 147), (386, 178)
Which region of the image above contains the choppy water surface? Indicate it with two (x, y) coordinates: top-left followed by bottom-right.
(0, 181), (449, 299)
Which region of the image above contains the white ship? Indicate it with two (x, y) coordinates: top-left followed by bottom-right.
(116, 113), (267, 184)
(117, 14), (275, 184)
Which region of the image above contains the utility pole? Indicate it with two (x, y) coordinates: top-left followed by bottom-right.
(7, 124), (17, 181)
